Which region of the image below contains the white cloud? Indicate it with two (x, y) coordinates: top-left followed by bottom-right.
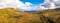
(25, 2), (32, 6)
(0, 0), (25, 8)
(0, 0), (60, 12)
(40, 0), (60, 9)
(0, 0), (34, 11)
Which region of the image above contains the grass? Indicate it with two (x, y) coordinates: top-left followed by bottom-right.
(0, 8), (41, 23)
(0, 8), (60, 23)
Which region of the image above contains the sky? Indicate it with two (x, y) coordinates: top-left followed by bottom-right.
(20, 0), (44, 5)
(0, 0), (60, 12)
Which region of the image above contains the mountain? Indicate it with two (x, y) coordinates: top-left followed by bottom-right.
(0, 8), (41, 23)
(37, 8), (60, 23)
(0, 8), (60, 23)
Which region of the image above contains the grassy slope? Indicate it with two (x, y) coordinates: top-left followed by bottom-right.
(0, 8), (60, 23)
(0, 8), (41, 23)
(38, 9), (60, 23)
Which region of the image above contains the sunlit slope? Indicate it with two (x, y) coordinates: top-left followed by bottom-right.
(0, 8), (41, 23)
